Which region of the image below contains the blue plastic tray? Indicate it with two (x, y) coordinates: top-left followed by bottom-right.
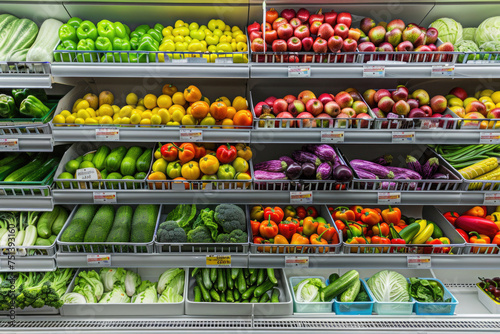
(364, 278), (415, 315)
(289, 276), (333, 313)
(333, 279), (375, 315)
(411, 278), (458, 315)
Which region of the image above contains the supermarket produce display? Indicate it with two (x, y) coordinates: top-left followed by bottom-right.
(3, 1), (500, 333)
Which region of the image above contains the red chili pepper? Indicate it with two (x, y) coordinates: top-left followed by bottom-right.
(306, 206), (318, 218)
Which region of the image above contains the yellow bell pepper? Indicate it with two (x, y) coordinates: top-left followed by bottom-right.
(235, 171), (251, 188)
(235, 143), (252, 161)
(181, 161), (200, 180)
(152, 158), (168, 173)
(199, 154), (220, 175)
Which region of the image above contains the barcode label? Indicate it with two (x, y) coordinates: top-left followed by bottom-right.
(0, 139), (19, 151)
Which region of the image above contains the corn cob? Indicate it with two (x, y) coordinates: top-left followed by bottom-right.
(468, 167), (500, 190)
(458, 157), (498, 179)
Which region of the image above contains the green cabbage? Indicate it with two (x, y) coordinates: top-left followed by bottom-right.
(455, 40), (480, 63)
(124, 271), (142, 297)
(157, 268), (184, 295)
(98, 286), (131, 304)
(132, 283), (158, 304)
(293, 278), (326, 302)
(430, 18), (463, 44)
(61, 292), (87, 304)
(158, 286), (183, 303)
(479, 41), (500, 61)
(100, 268), (127, 292)
(475, 16), (500, 46)
(367, 270), (410, 302)
(463, 27), (477, 41)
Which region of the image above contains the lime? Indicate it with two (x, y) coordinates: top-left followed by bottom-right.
(65, 160), (81, 174)
(79, 161), (95, 169)
(56, 172), (74, 189)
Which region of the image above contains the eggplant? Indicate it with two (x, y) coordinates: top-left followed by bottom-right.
(301, 162), (316, 179)
(385, 166), (422, 180)
(349, 159), (394, 179)
(406, 155), (422, 175)
(332, 155), (342, 169)
(303, 144), (337, 162)
(292, 150), (321, 166)
(254, 160), (287, 172)
(254, 170), (287, 180)
(372, 154), (393, 166)
(353, 168), (378, 179)
(380, 182), (398, 190)
(286, 162), (302, 180)
(432, 173), (449, 179)
(279, 156), (295, 166)
(316, 162), (332, 180)
(333, 165), (353, 183)
(422, 157), (439, 179)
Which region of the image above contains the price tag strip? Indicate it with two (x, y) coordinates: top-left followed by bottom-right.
(96, 128), (120, 141)
(0, 139), (19, 151)
(180, 129), (203, 142)
(363, 66), (385, 77)
(431, 65), (455, 77)
(392, 131), (415, 143)
(93, 192), (117, 204)
(321, 131), (344, 143)
(378, 192), (402, 204)
(206, 255), (231, 267)
(407, 255), (431, 268)
(87, 254), (111, 266)
(290, 191), (313, 204)
(285, 256), (309, 268)
(480, 132), (500, 144)
(484, 193), (500, 205)
(288, 66), (311, 78)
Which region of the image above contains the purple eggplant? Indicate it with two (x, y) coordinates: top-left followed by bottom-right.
(432, 173), (449, 179)
(316, 162), (332, 180)
(349, 159), (394, 179)
(380, 182), (398, 190)
(385, 166), (422, 180)
(372, 155), (393, 166)
(303, 144), (337, 162)
(422, 157), (439, 179)
(333, 165), (353, 182)
(254, 160), (287, 172)
(406, 155), (422, 175)
(292, 150), (321, 166)
(254, 170), (287, 180)
(279, 156), (295, 166)
(354, 168), (378, 179)
(332, 155), (342, 169)
(286, 162), (302, 180)
(301, 162), (316, 179)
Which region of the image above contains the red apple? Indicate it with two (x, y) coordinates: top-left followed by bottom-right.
(374, 89), (391, 104)
(334, 23), (349, 39)
(327, 36), (343, 53)
(310, 21), (322, 35)
(371, 107), (385, 118)
(363, 89), (377, 107)
(335, 112), (351, 127)
(254, 102), (268, 117)
(298, 90), (316, 104)
(352, 100), (368, 114)
(272, 39), (287, 52)
(487, 108), (500, 119)
(309, 9), (325, 25)
(297, 112), (316, 128)
(430, 95), (447, 114)
(318, 93), (334, 105)
(294, 25), (310, 39)
(385, 28), (402, 47)
(335, 91), (354, 109)
(449, 87), (468, 100)
(280, 8), (296, 22)
(302, 37), (314, 51)
(247, 21), (261, 34)
(288, 99), (305, 116)
(412, 89), (430, 106)
(283, 94), (296, 104)
(324, 101), (341, 117)
(324, 10), (338, 26)
(402, 25), (422, 44)
(316, 113), (334, 128)
(318, 23), (335, 40)
(251, 38), (266, 52)
(265, 96), (277, 106)
(276, 111), (295, 128)
(428, 43), (437, 51)
(414, 32), (426, 47)
(420, 105), (433, 117)
(387, 19), (405, 32)
(407, 98), (419, 110)
(378, 95), (395, 113)
(396, 40), (414, 51)
(425, 27), (438, 45)
(337, 12), (352, 28)
(273, 17), (288, 31)
(360, 17), (376, 35)
(297, 8), (310, 23)
(287, 37), (302, 52)
(249, 30), (263, 43)
(264, 30), (278, 45)
(342, 108), (356, 118)
(465, 101), (487, 116)
(392, 100), (410, 116)
(392, 87), (409, 102)
(277, 24), (293, 40)
(342, 38), (357, 52)
(262, 22), (271, 32)
(409, 108), (426, 118)
(306, 98), (324, 116)
(273, 99), (288, 115)
(289, 18), (302, 29)
(368, 26), (386, 45)
(313, 37), (328, 53)
(356, 112), (372, 128)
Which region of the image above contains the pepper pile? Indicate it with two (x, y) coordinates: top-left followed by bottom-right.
(443, 206), (500, 254)
(329, 206), (450, 253)
(0, 88), (50, 119)
(148, 143), (252, 188)
(250, 205), (340, 253)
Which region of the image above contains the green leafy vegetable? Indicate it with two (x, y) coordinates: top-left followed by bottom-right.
(124, 270), (142, 297)
(409, 278), (448, 302)
(132, 283), (158, 304)
(158, 286), (183, 303)
(165, 204), (197, 229)
(367, 270), (410, 303)
(475, 16), (500, 46)
(430, 17), (463, 44)
(293, 278), (326, 302)
(98, 285), (130, 304)
(157, 268), (184, 295)
(61, 292), (87, 304)
(100, 268), (127, 292)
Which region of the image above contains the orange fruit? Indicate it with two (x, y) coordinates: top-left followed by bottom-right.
(190, 101), (210, 119)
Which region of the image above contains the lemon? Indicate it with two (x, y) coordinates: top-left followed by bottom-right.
(136, 105), (146, 111)
(74, 117), (85, 125)
(113, 113), (120, 120)
(121, 117), (131, 124)
(60, 110), (71, 118)
(144, 94), (157, 109)
(126, 93), (138, 105)
(65, 115), (76, 124)
(485, 101), (496, 111)
(221, 118), (234, 129)
(75, 100), (90, 111)
(140, 118), (151, 125)
(491, 91), (500, 104)
(200, 116), (216, 126)
(85, 118), (98, 125)
(99, 104), (114, 117)
(158, 108), (171, 124)
(113, 117), (122, 125)
(142, 111), (153, 120)
(112, 105), (120, 114)
(172, 109), (185, 123)
(481, 89), (494, 97)
(151, 114), (162, 125)
(172, 92), (186, 105)
(152, 107), (160, 114)
(181, 114), (196, 125)
(463, 97), (478, 107)
(65, 160), (80, 174)
(53, 114), (66, 124)
(157, 94), (173, 109)
(130, 114), (141, 124)
(86, 108), (96, 117)
(479, 96), (493, 104)
(137, 98), (144, 106)
(77, 109), (90, 119)
(496, 102), (500, 108)
(99, 115), (113, 124)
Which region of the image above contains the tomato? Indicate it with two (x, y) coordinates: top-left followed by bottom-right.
(232, 109), (253, 128)
(210, 101), (228, 121)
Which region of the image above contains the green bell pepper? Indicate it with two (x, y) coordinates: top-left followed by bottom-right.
(112, 37), (131, 62)
(147, 29), (162, 43)
(123, 24), (131, 36)
(136, 24), (150, 32)
(19, 96), (50, 119)
(154, 23), (164, 34)
(77, 21), (98, 41)
(54, 40), (77, 62)
(137, 34), (159, 63)
(67, 17), (82, 30)
(130, 36), (140, 50)
(113, 22), (129, 40)
(217, 164), (236, 179)
(130, 28), (147, 40)
(12, 89), (47, 108)
(96, 36), (112, 51)
(97, 19), (116, 40)
(59, 24), (78, 43)
(0, 94), (18, 118)
(166, 161), (182, 179)
(76, 39), (98, 62)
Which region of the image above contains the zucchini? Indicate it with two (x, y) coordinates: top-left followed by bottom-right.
(3, 154), (46, 182)
(26, 19), (63, 62)
(0, 154), (30, 181)
(105, 146), (127, 172)
(84, 205), (115, 242)
(340, 279), (361, 302)
(92, 145), (111, 170)
(51, 206), (69, 236)
(399, 222), (422, 243)
(203, 268), (213, 290)
(0, 153), (19, 167)
(129, 204), (159, 243)
(0, 18), (39, 61)
(120, 146), (143, 176)
(34, 237), (52, 246)
(136, 148), (153, 173)
(106, 205), (133, 243)
(320, 270), (359, 302)
(83, 151), (95, 162)
(60, 205), (97, 242)
(21, 157), (58, 182)
(36, 206), (61, 238)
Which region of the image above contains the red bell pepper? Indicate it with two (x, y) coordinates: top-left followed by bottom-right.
(278, 220), (297, 240)
(216, 143), (237, 164)
(443, 211), (459, 226)
(372, 222), (389, 237)
(160, 143), (178, 162)
(425, 238), (443, 254)
(263, 206), (284, 223)
(306, 206), (318, 218)
(334, 219), (346, 236)
(259, 217), (278, 239)
(250, 220), (260, 236)
(456, 228), (469, 242)
(296, 206), (307, 219)
(317, 222), (338, 243)
(492, 232), (500, 245)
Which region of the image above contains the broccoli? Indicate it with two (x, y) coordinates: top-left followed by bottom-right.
(187, 225), (213, 243)
(215, 229), (248, 243)
(157, 221), (187, 243)
(214, 204), (246, 233)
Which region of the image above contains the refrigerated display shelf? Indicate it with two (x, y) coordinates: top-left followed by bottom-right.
(0, 134), (53, 152)
(0, 258), (56, 272)
(0, 62), (52, 89)
(0, 196), (53, 211)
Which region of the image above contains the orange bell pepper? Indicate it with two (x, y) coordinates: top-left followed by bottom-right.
(333, 206), (356, 221)
(273, 234), (289, 253)
(469, 231), (491, 254)
(259, 217), (278, 239)
(194, 144), (206, 160)
(372, 222), (390, 237)
(492, 232), (500, 245)
(310, 230), (329, 253)
(291, 233), (309, 252)
(334, 219), (346, 237)
(177, 143), (196, 164)
(464, 206), (487, 218)
(346, 236), (367, 253)
(317, 222), (338, 243)
(350, 205), (364, 220)
(254, 236), (271, 253)
(302, 217), (318, 236)
(381, 206), (401, 225)
(250, 220), (260, 236)
(184, 85), (202, 103)
(360, 208), (381, 226)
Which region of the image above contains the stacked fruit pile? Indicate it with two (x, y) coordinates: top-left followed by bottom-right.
(446, 87), (500, 129)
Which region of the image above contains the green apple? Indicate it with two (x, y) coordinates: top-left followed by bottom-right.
(206, 35), (219, 45)
(217, 43), (232, 52)
(212, 29), (223, 37)
(208, 45), (217, 53)
(189, 22), (199, 31)
(208, 19), (226, 32)
(190, 29), (206, 41)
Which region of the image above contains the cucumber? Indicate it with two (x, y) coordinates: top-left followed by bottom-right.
(3, 154), (46, 182)
(92, 145), (111, 170)
(254, 279), (275, 298)
(60, 205), (97, 242)
(203, 268), (212, 290)
(271, 288), (280, 303)
(0, 153), (19, 167)
(34, 237), (52, 246)
(22, 157), (58, 182)
(320, 270), (359, 302)
(217, 269), (226, 292)
(51, 206), (69, 236)
(48, 235), (57, 244)
(399, 222), (422, 243)
(340, 279), (361, 302)
(136, 148), (153, 173)
(106, 172), (122, 189)
(134, 172), (147, 179)
(129, 204), (159, 243)
(328, 273), (340, 285)
(36, 206), (61, 238)
(106, 205), (133, 243)
(105, 146), (127, 172)
(0, 154), (30, 181)
(194, 286), (202, 302)
(83, 151), (95, 162)
(84, 205), (115, 242)
(120, 146), (143, 176)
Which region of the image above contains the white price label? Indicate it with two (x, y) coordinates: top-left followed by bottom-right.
(484, 193), (500, 205)
(420, 119), (439, 130)
(321, 130), (344, 143)
(215, 57), (233, 64)
(378, 192), (401, 204)
(285, 256), (309, 268)
(76, 168), (100, 180)
(407, 255), (431, 268)
(290, 191), (313, 204)
(480, 132), (500, 144)
(93, 192), (116, 203)
(180, 129), (203, 142)
(87, 254), (111, 266)
(288, 66), (311, 78)
(206, 255), (231, 267)
(96, 128), (119, 140)
(431, 65), (455, 77)
(392, 131), (415, 143)
(0, 139), (19, 151)
(363, 66), (385, 77)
